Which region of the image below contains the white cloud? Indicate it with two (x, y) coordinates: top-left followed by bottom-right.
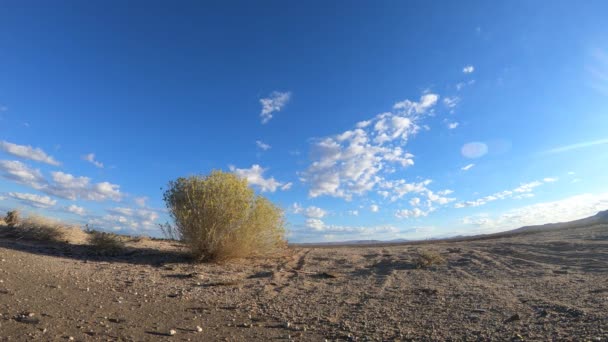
(302, 93), (439, 200)
(409, 197), (421, 207)
(455, 79), (476, 91)
(230, 164), (289, 192)
(447, 122), (459, 129)
(82, 153), (104, 168)
(98, 207), (161, 231)
(454, 178), (556, 209)
(378, 178), (432, 202)
(460, 192), (608, 234)
(280, 182), (293, 191)
(255, 140), (271, 151)
(0, 160), (46, 188)
(66, 204), (86, 216)
(543, 177), (558, 183)
(292, 203), (327, 219)
(134, 196), (148, 207)
(8, 192), (56, 208)
(370, 204), (379, 213)
(463, 65), (475, 74)
(303, 218), (398, 236)
(46, 171), (122, 201)
(0, 141), (60, 166)
(260, 91), (291, 124)
(393, 93), (438, 114)
(347, 210), (359, 216)
(395, 207), (434, 219)
(443, 96), (460, 108)
(0, 160), (122, 202)
(461, 163), (475, 171)
(544, 138), (608, 154)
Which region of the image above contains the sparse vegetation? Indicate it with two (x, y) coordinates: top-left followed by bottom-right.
(87, 230), (125, 256)
(5, 210), (20, 227)
(415, 250), (445, 269)
(163, 171), (286, 261)
(1, 211), (88, 244)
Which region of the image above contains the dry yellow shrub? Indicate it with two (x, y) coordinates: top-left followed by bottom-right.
(163, 171), (286, 261)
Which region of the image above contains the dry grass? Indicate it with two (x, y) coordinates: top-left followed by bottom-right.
(1, 213), (88, 244)
(163, 171), (286, 261)
(5, 210), (20, 227)
(87, 231), (125, 256)
(415, 250), (445, 269)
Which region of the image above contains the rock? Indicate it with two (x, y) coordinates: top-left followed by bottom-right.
(196, 326), (203, 332)
(169, 329), (177, 336)
(504, 313), (521, 323)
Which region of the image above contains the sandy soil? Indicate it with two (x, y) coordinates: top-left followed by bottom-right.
(0, 224), (607, 341)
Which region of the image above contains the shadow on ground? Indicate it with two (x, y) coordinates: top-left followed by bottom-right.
(0, 234), (190, 266)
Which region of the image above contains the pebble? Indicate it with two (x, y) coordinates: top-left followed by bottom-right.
(169, 329), (177, 336)
(196, 326), (203, 332)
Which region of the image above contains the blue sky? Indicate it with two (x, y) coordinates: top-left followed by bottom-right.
(1, 1), (608, 242)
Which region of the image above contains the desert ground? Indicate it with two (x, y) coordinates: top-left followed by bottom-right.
(0, 223), (607, 341)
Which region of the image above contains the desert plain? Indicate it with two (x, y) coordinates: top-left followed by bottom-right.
(0, 222), (607, 341)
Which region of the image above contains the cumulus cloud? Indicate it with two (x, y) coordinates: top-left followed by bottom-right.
(82, 153), (104, 168)
(260, 91), (291, 124)
(292, 203), (327, 219)
(370, 204), (379, 212)
(302, 93), (439, 200)
(447, 122), (459, 129)
(95, 207), (160, 231)
(0, 141), (60, 166)
(255, 140), (271, 151)
(463, 65), (475, 73)
(0, 160), (122, 202)
(395, 207), (434, 219)
(0, 160), (46, 188)
(303, 218), (398, 236)
(8, 192), (56, 208)
(348, 210), (359, 216)
(46, 171), (122, 201)
(460, 192), (608, 234)
(134, 197), (148, 207)
(461, 163), (475, 171)
(230, 164), (289, 192)
(66, 204), (86, 216)
(454, 178), (556, 209)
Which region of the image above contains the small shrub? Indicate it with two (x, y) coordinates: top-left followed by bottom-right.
(163, 171), (286, 261)
(9, 215), (66, 243)
(5, 210), (20, 227)
(415, 250), (445, 269)
(88, 231), (125, 256)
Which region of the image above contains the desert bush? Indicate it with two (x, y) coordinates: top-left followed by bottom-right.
(5, 210), (20, 227)
(415, 250), (445, 269)
(6, 215), (68, 242)
(1, 211), (88, 244)
(88, 231), (125, 256)
(163, 171), (286, 261)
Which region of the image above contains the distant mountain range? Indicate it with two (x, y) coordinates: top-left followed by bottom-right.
(510, 209), (608, 233)
(294, 210), (608, 246)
